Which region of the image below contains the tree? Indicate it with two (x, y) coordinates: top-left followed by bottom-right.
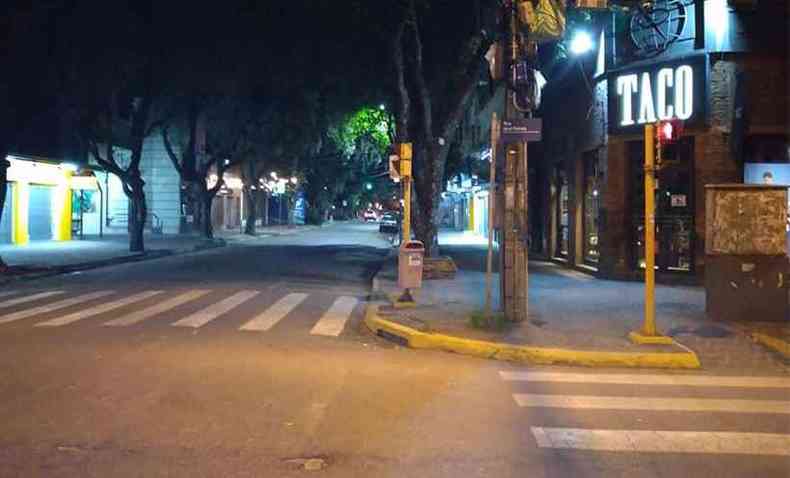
(390, 0), (499, 256)
(83, 61), (159, 252)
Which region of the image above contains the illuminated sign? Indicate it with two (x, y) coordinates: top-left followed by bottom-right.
(608, 56), (708, 134)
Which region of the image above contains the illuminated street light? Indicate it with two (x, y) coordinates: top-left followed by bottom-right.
(569, 30), (593, 55)
(270, 171), (278, 179)
(379, 104), (385, 111)
(290, 177), (298, 185)
(365, 183), (373, 191)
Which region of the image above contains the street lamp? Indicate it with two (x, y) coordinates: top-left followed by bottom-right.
(569, 30), (594, 55)
(290, 176), (298, 185)
(270, 171), (278, 180)
(365, 182), (373, 191)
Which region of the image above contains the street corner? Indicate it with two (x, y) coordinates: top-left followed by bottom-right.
(363, 304), (701, 369)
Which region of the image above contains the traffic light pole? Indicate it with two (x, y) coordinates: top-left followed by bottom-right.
(629, 123), (672, 345)
(401, 175), (411, 244)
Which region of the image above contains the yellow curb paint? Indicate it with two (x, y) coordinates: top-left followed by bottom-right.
(628, 331), (675, 345)
(364, 305), (701, 369)
(751, 332), (790, 359)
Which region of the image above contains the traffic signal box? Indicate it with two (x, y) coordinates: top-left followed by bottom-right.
(389, 143), (413, 181)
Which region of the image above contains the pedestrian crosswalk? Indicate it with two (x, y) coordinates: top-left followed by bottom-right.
(499, 370), (790, 457)
(0, 288), (363, 337)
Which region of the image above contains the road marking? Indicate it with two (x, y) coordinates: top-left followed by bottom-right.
(499, 371), (790, 389)
(239, 293), (308, 332)
(35, 290), (164, 327)
(172, 290), (259, 328)
(0, 291), (114, 324)
(310, 296), (358, 336)
(530, 427), (790, 455)
(104, 290), (212, 326)
(513, 394), (790, 414)
(0, 291), (65, 309)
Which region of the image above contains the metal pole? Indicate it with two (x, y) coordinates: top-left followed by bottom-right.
(402, 176), (411, 243)
(485, 113), (499, 316)
(643, 123), (657, 336)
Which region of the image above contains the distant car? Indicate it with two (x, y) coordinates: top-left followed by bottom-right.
(379, 213), (400, 234)
(363, 210), (378, 222)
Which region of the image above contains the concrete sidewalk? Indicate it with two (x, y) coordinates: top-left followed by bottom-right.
(369, 230), (789, 371)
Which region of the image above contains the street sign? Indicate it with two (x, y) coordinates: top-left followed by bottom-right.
(501, 118), (542, 143)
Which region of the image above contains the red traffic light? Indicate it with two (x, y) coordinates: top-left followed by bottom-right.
(657, 119), (683, 144)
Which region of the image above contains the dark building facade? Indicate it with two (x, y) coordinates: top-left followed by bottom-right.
(533, 0), (788, 281)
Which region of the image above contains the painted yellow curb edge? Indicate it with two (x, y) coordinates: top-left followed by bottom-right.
(365, 305), (701, 369)
(751, 332), (790, 360)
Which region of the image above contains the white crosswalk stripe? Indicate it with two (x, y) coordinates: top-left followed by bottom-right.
(240, 293), (308, 331)
(0, 288), (361, 338)
(172, 290), (260, 328)
(310, 296), (358, 337)
(0, 291), (65, 309)
(499, 371), (790, 389)
(513, 394), (790, 414)
(530, 428), (790, 456)
(104, 289), (211, 326)
(501, 370), (790, 457)
(0, 291), (114, 324)
(35, 290), (164, 327)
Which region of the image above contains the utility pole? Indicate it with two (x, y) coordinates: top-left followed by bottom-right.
(500, 2), (530, 323)
(484, 113), (499, 318)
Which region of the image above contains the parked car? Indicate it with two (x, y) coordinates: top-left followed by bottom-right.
(363, 209), (378, 222)
(379, 212), (400, 234)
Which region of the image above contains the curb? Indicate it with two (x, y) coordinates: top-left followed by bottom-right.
(0, 239), (225, 285)
(364, 305), (701, 369)
(750, 332), (790, 360)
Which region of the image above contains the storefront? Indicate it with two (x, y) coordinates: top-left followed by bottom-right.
(535, 1), (788, 281)
(2, 156), (74, 245)
(0, 183), (13, 244)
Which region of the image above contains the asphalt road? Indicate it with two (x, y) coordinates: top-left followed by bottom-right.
(0, 222), (788, 477)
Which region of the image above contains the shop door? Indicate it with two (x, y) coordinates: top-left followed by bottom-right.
(630, 138), (695, 272)
(0, 183), (13, 244)
(29, 185), (54, 241)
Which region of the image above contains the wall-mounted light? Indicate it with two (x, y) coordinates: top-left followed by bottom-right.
(570, 30), (594, 56)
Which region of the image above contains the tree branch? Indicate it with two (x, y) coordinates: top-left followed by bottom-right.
(408, 0), (433, 145)
(161, 125), (185, 177)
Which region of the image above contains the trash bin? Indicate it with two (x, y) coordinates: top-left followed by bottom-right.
(398, 240), (425, 290)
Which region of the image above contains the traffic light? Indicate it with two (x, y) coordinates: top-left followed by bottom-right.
(657, 119), (683, 144)
(389, 154), (401, 181)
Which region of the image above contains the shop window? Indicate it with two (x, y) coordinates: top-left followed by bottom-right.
(630, 138), (695, 272)
(555, 167), (569, 258)
(583, 152), (602, 264)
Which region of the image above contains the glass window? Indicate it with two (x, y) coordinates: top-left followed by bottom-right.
(583, 152), (601, 264)
(556, 167), (569, 257)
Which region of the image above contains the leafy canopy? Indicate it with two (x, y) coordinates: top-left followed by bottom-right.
(330, 106), (392, 158)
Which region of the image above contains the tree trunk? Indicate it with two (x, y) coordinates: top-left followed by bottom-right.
(243, 187), (257, 235)
(263, 192), (269, 226)
(200, 192), (214, 239)
(287, 194), (296, 228)
(128, 189), (147, 253)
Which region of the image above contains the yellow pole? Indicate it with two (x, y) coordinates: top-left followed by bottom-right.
(643, 123), (657, 336)
(402, 176), (411, 244)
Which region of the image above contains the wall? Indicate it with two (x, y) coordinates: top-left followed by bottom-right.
(140, 134), (181, 234)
